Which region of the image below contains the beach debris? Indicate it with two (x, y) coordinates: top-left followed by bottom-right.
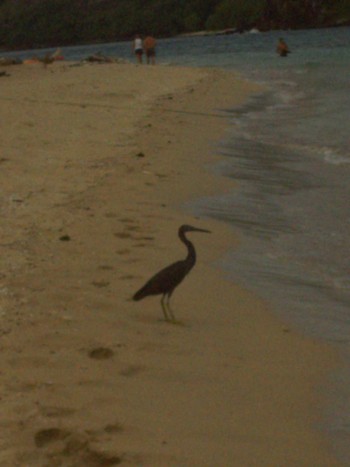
(84, 52), (128, 64)
(136, 152), (145, 158)
(88, 347), (114, 360)
(21, 49), (64, 66)
(0, 71), (10, 77)
(0, 57), (22, 66)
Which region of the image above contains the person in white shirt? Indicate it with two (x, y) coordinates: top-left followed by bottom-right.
(133, 34), (143, 64)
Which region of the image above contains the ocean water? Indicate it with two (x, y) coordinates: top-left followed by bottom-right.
(4, 27), (350, 461)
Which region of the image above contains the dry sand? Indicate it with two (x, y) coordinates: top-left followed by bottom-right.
(0, 62), (344, 466)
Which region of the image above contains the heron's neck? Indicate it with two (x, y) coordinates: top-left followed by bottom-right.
(180, 232), (196, 264)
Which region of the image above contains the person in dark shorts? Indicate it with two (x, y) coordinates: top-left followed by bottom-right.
(133, 34), (143, 64)
(143, 36), (156, 65)
(276, 38), (290, 57)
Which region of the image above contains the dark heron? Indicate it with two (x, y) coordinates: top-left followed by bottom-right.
(133, 224), (210, 322)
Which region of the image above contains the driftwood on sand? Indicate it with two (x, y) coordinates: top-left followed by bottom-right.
(0, 57), (22, 66)
(84, 52), (128, 64)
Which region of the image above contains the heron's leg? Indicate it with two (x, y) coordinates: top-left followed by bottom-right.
(166, 295), (185, 326)
(166, 296), (176, 322)
(161, 295), (170, 321)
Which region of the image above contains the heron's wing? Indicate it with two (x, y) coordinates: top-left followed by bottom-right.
(133, 260), (188, 300)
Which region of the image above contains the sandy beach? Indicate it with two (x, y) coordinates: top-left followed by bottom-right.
(0, 61), (344, 466)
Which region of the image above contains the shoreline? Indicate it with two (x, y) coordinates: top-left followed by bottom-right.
(1, 23), (350, 55)
(0, 62), (344, 465)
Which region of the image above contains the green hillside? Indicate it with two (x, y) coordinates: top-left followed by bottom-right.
(1, 0), (349, 50)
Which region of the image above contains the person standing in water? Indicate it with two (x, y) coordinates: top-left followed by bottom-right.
(143, 36), (157, 65)
(276, 38), (290, 57)
(133, 34), (143, 64)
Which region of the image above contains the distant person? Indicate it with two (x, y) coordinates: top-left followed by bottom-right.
(51, 47), (64, 61)
(133, 34), (143, 64)
(143, 36), (156, 65)
(41, 52), (55, 68)
(276, 38), (290, 57)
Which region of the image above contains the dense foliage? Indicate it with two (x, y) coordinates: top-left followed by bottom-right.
(0, 0), (349, 50)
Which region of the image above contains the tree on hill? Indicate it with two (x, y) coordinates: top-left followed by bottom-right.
(0, 0), (349, 50)
(206, 0), (265, 31)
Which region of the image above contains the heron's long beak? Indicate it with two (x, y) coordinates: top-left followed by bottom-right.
(193, 227), (211, 233)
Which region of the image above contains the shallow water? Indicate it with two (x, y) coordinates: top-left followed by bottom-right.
(4, 27), (350, 462)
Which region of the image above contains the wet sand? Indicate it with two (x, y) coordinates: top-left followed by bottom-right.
(0, 62), (344, 466)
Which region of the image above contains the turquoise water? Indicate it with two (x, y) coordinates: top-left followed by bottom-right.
(5, 27), (350, 462)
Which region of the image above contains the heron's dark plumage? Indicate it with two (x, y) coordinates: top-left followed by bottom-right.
(133, 224), (210, 321)
(133, 259), (191, 301)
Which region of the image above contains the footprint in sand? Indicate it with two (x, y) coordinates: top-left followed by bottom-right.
(119, 365), (144, 377)
(39, 406), (76, 418)
(137, 342), (165, 353)
(119, 274), (138, 280)
(114, 225), (141, 239)
(34, 428), (123, 465)
(132, 236), (155, 248)
(88, 347), (114, 360)
(136, 236), (155, 241)
(116, 249), (130, 255)
(104, 423), (123, 434)
(91, 280), (110, 288)
(114, 232), (132, 239)
(98, 265), (114, 270)
(34, 428), (70, 448)
(124, 225), (140, 232)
